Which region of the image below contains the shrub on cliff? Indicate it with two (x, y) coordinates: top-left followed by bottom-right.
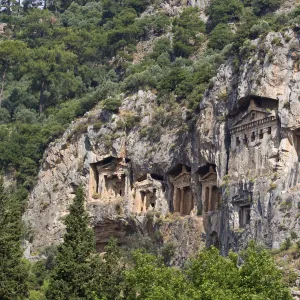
(206, 0), (244, 31)
(208, 23), (234, 50)
(252, 0), (282, 16)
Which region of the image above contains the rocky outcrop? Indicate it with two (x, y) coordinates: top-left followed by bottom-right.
(24, 26), (300, 263)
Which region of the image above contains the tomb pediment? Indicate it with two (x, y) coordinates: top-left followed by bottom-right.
(200, 165), (217, 183)
(232, 109), (269, 128)
(172, 172), (191, 188)
(97, 157), (129, 174)
(134, 174), (161, 191)
(201, 172), (217, 182)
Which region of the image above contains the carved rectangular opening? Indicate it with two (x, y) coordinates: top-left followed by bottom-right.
(140, 191), (146, 212)
(239, 205), (251, 228)
(145, 190), (157, 210)
(149, 189), (157, 208)
(205, 186), (210, 212)
(211, 186), (220, 211)
(251, 112), (255, 120)
(243, 135), (248, 145)
(268, 127), (272, 134)
(89, 163), (99, 198)
(174, 188), (181, 213)
(236, 136), (240, 147)
(294, 134), (300, 162)
(251, 132), (255, 142)
(259, 129), (263, 139)
(182, 186), (193, 215)
(105, 174), (125, 198)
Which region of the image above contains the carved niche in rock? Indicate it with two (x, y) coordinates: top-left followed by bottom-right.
(229, 96), (279, 177)
(230, 98), (278, 148)
(89, 156), (130, 201)
(132, 174), (166, 214)
(293, 129), (300, 162)
(232, 191), (252, 229)
(199, 166), (221, 213)
(169, 165), (194, 215)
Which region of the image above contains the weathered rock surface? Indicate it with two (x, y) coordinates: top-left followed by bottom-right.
(24, 24), (300, 265)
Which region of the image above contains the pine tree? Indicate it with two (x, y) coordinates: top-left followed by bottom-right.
(0, 177), (29, 299)
(46, 186), (96, 300)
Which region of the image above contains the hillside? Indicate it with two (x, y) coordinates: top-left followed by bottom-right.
(1, 0), (300, 298)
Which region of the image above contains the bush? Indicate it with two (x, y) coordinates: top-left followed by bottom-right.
(0, 108), (10, 124)
(206, 0), (244, 31)
(150, 37), (172, 59)
(249, 20), (271, 39)
(252, 0), (282, 16)
(280, 238), (292, 251)
(15, 107), (38, 124)
(124, 69), (158, 92)
(291, 231), (298, 240)
(102, 98), (122, 113)
(173, 7), (205, 57)
(160, 242), (176, 265)
(208, 23), (233, 50)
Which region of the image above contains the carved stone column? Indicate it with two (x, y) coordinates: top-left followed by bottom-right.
(99, 175), (106, 197)
(208, 186), (212, 211)
(202, 186), (206, 213)
(180, 188), (184, 214)
(187, 188), (193, 214)
(173, 188), (178, 212)
(134, 190), (141, 213)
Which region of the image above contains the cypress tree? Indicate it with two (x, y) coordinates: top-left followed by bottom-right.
(0, 176), (29, 299)
(46, 186), (96, 300)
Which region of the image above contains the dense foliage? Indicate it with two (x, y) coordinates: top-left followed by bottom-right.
(0, 0), (298, 298)
(0, 0), (292, 188)
(26, 186), (291, 299)
(0, 177), (29, 299)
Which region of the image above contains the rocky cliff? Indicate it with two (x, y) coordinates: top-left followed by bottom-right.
(23, 2), (300, 266)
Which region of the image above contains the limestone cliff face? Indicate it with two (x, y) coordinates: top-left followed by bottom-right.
(24, 90), (205, 263)
(24, 27), (300, 262)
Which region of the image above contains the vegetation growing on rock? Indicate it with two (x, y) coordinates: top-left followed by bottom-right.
(1, 0), (300, 298)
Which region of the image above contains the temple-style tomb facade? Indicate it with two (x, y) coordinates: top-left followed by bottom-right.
(132, 174), (165, 213)
(200, 166), (221, 213)
(89, 156), (131, 201)
(169, 165), (194, 215)
(229, 96), (279, 177)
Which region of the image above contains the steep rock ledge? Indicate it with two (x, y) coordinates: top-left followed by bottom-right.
(24, 28), (300, 261)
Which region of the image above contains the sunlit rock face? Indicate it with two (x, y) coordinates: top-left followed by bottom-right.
(24, 28), (300, 262)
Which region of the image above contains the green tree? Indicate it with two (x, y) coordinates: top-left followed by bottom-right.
(46, 186), (96, 300)
(206, 0), (244, 31)
(88, 238), (125, 300)
(186, 247), (240, 300)
(239, 242), (292, 299)
(123, 250), (199, 300)
(0, 40), (28, 107)
(26, 46), (79, 114)
(208, 23), (233, 50)
(173, 7), (205, 57)
(252, 0), (282, 16)
(0, 177), (29, 299)
(186, 245), (292, 300)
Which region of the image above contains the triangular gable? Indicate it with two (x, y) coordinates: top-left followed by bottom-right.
(173, 171), (190, 181)
(201, 172), (217, 181)
(232, 108), (268, 128)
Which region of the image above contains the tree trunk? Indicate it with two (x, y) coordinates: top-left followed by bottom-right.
(0, 67), (7, 108)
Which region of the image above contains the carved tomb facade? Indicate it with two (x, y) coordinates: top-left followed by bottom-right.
(170, 165), (194, 215)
